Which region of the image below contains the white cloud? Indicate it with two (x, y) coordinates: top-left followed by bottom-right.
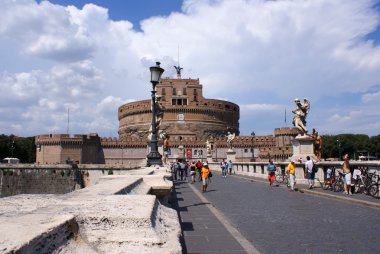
(362, 90), (380, 103)
(241, 103), (283, 114)
(0, 0), (380, 137)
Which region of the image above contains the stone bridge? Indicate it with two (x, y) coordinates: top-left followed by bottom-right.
(0, 166), (182, 254)
(1, 161), (379, 253)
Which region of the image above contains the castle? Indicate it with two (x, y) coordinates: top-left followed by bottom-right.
(35, 68), (298, 165)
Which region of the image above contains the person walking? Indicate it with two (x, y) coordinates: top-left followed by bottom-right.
(267, 159), (276, 187)
(227, 160), (233, 175)
(163, 135), (170, 164)
(343, 154), (352, 195)
(190, 161), (197, 183)
(201, 162), (211, 192)
(287, 160), (296, 191)
(173, 160), (180, 182)
(304, 156), (315, 189)
(221, 159), (227, 178)
(179, 161), (186, 181)
(196, 160), (203, 181)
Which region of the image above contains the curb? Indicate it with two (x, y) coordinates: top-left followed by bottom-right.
(299, 188), (380, 209)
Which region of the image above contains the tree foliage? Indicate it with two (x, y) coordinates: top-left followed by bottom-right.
(321, 134), (379, 160)
(0, 135), (36, 163)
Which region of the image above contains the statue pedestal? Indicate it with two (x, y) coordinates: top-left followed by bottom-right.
(291, 135), (315, 162)
(226, 150), (236, 162)
(207, 155), (213, 163)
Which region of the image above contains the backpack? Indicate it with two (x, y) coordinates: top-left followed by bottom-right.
(312, 163), (318, 174)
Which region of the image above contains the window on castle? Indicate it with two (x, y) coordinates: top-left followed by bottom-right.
(183, 88), (187, 95)
(173, 87), (176, 95)
(162, 88), (166, 95)
(172, 98), (187, 105)
(193, 89), (197, 95)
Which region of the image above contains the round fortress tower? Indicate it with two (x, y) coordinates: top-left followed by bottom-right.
(118, 74), (240, 141)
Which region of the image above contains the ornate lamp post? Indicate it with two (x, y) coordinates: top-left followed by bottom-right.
(147, 62), (165, 166)
(336, 138), (341, 160)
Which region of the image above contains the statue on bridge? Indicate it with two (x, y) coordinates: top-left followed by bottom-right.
(292, 98), (310, 135)
(226, 132), (235, 151)
(311, 128), (322, 161)
(206, 139), (212, 156)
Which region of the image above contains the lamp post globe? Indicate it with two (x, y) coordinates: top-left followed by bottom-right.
(146, 62), (165, 166)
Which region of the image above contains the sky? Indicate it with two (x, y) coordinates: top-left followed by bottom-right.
(1, 0), (380, 138)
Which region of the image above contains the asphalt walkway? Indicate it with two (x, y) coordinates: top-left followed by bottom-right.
(170, 179), (258, 254)
(169, 172), (380, 254)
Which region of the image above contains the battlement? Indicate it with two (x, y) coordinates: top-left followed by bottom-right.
(274, 127), (299, 137)
(35, 133), (101, 146)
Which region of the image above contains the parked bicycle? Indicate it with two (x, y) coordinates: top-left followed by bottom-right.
(368, 174), (380, 199)
(323, 167), (335, 190)
(332, 170), (345, 192)
(352, 168), (366, 194)
(275, 167), (289, 186)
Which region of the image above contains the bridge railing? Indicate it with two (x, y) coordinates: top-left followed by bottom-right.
(207, 161), (380, 185)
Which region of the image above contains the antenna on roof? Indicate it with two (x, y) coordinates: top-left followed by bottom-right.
(284, 108), (287, 127)
(174, 44), (183, 79)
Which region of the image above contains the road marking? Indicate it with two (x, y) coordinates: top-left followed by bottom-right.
(187, 182), (261, 254)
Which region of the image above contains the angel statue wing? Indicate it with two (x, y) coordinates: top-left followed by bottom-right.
(302, 98), (310, 115)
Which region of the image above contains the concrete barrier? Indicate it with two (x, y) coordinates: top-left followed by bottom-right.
(0, 166), (182, 254)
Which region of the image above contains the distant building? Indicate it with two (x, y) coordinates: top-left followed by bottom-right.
(35, 71), (298, 165)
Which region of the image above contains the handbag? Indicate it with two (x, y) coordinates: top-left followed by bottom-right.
(209, 172), (213, 177)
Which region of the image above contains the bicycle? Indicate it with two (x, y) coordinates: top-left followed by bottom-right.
(361, 169), (378, 195)
(275, 167), (289, 185)
(332, 171), (345, 192)
(368, 174), (380, 198)
(322, 167), (336, 190)
(352, 168), (366, 194)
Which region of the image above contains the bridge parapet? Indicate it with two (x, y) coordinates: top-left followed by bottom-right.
(208, 161), (380, 185)
(0, 166), (182, 254)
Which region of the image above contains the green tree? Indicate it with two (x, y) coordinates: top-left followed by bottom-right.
(0, 135), (36, 163)
(321, 134), (373, 160)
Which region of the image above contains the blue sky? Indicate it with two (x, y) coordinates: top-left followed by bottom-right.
(43, 0), (183, 30)
(1, 0), (380, 138)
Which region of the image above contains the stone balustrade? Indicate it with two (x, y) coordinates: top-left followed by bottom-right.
(0, 166), (182, 254)
(208, 161), (380, 185)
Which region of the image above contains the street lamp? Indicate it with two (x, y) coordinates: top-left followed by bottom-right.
(251, 131), (255, 162)
(336, 139), (341, 160)
(146, 62), (165, 166)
